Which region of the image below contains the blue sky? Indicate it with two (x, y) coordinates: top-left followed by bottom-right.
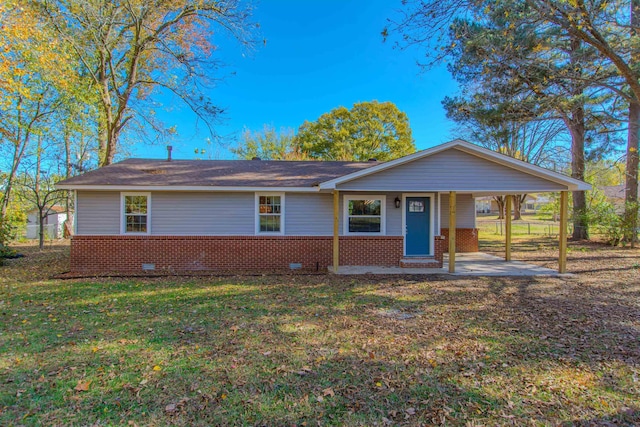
(143, 1), (460, 160)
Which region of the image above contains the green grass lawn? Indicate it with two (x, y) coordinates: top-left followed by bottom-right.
(1, 241), (639, 426)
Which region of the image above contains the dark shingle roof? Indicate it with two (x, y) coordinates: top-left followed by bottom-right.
(58, 158), (379, 188)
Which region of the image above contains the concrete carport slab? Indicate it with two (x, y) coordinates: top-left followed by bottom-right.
(331, 252), (572, 277)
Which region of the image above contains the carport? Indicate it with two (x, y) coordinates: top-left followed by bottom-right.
(322, 140), (591, 275)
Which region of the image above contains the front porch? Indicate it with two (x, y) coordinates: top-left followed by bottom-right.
(330, 252), (568, 276)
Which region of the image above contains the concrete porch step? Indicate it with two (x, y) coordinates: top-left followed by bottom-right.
(400, 257), (441, 268)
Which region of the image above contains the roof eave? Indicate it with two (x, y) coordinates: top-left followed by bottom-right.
(56, 184), (321, 192)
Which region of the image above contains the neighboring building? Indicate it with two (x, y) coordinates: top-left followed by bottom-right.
(57, 139), (589, 274)
(523, 194), (553, 212)
(476, 194), (553, 214)
(601, 185), (639, 205)
(26, 206), (71, 239)
(476, 197), (492, 214)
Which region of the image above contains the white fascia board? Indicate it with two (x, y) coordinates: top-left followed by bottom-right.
(56, 184), (320, 193)
(318, 138), (591, 191)
(453, 144), (592, 191)
(339, 188), (579, 194)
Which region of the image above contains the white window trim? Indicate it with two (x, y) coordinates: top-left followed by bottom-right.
(401, 193), (435, 256)
(120, 192), (151, 235)
(343, 194), (386, 236)
(255, 192), (285, 235)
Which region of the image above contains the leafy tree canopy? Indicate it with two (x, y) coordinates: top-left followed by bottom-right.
(231, 125), (307, 160)
(293, 100), (416, 161)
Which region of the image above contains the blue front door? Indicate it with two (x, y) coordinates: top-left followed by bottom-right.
(405, 197), (430, 256)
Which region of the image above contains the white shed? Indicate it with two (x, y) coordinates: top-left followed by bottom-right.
(26, 206), (72, 239)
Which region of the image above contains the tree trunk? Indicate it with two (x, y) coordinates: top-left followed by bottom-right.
(626, 101), (640, 246)
(625, 0), (640, 247)
(570, 112), (588, 240)
(1, 143), (23, 220)
(64, 127), (74, 236)
(568, 37), (589, 240)
(513, 195), (526, 220)
(494, 196), (505, 219)
(38, 210), (45, 250)
(36, 135), (43, 249)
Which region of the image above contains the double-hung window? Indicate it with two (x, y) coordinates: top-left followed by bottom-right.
(121, 193), (150, 234)
(344, 195), (386, 235)
(256, 193), (284, 234)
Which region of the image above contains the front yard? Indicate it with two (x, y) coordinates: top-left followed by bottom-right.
(1, 240), (639, 426)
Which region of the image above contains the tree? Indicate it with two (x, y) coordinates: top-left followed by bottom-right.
(0, 0), (71, 222)
(444, 6), (619, 236)
(17, 136), (66, 249)
(521, 0), (640, 244)
(387, 0), (633, 239)
(294, 101), (416, 161)
(231, 125), (307, 160)
(36, 0), (256, 166)
(445, 94), (567, 219)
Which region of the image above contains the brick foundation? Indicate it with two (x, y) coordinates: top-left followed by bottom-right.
(440, 228), (479, 253)
(69, 235), (405, 274)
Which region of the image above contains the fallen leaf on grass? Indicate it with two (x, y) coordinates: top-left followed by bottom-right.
(152, 365), (162, 371)
(74, 380), (91, 392)
(322, 387), (335, 397)
(296, 366), (313, 376)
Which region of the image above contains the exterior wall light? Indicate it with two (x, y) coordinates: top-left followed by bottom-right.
(395, 196), (401, 208)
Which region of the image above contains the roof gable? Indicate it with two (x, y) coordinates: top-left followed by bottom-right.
(320, 139), (590, 192)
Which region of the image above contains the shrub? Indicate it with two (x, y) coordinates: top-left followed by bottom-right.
(0, 216), (18, 262)
(588, 201), (623, 246)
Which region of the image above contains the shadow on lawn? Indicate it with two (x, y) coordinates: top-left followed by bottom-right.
(2, 270), (640, 425)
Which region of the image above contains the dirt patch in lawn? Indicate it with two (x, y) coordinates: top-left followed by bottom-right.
(0, 240), (639, 426)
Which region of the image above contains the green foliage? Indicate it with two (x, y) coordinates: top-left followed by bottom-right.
(34, 0), (256, 166)
(583, 185), (639, 246)
(585, 160), (625, 187)
(294, 101), (416, 161)
(588, 198), (623, 246)
(538, 194), (560, 220)
(231, 125), (304, 160)
(0, 214), (19, 261)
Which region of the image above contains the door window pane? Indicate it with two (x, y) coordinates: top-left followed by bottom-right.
(409, 200), (424, 212)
